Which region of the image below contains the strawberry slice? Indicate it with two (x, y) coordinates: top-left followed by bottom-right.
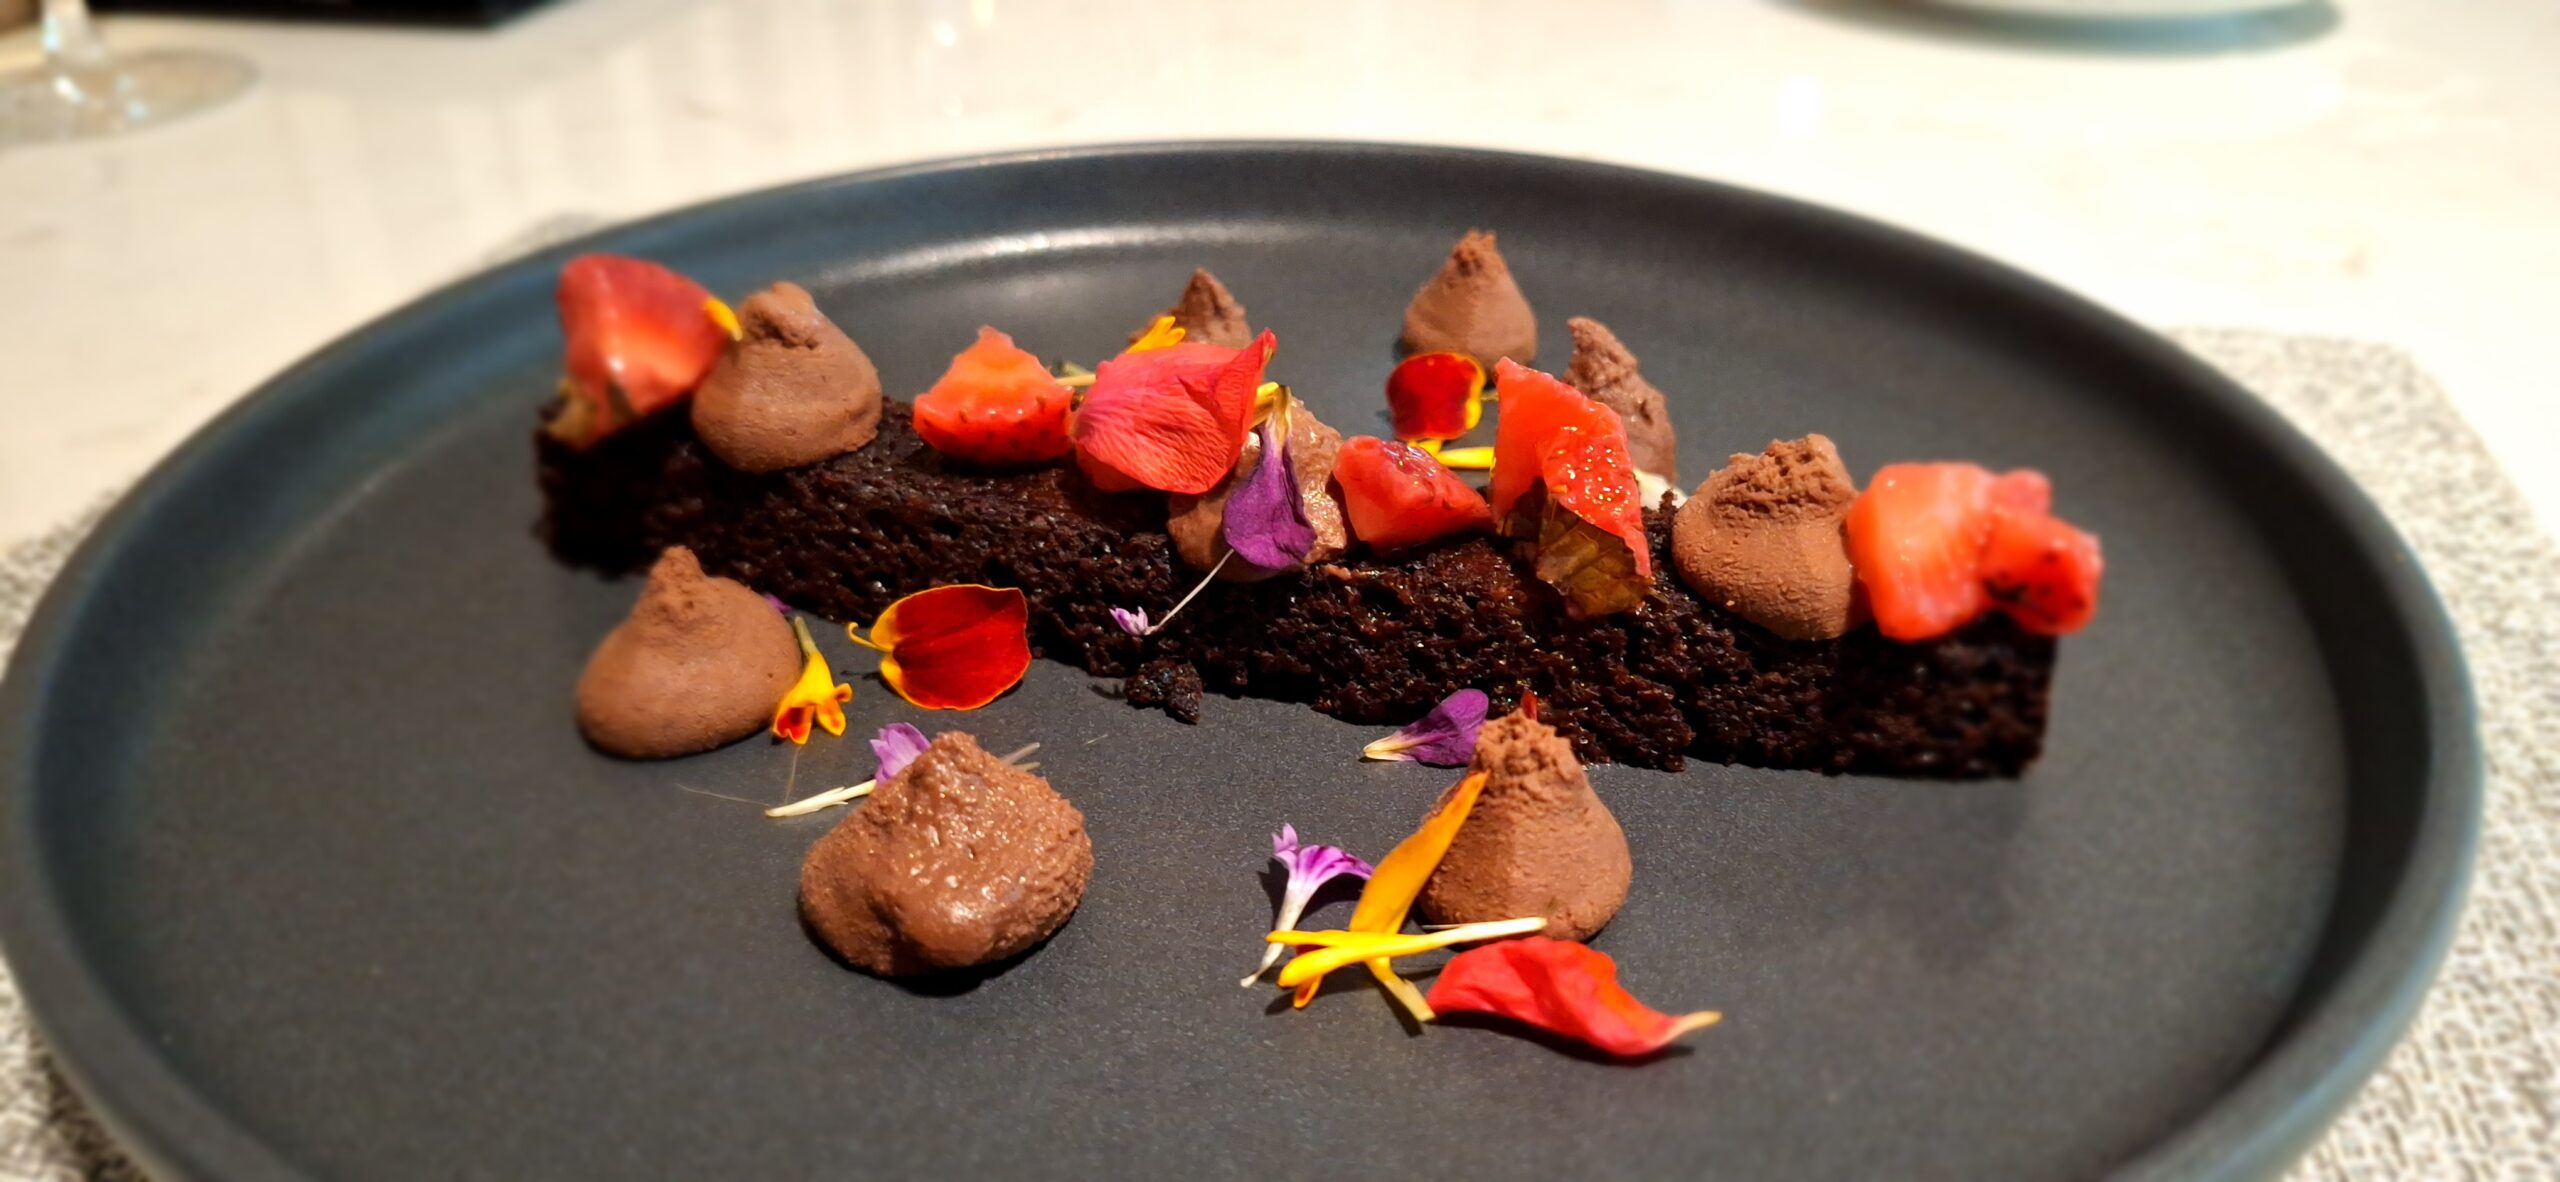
(1845, 462), (1996, 642)
(1487, 362), (1653, 610)
(1990, 469), (2052, 516)
(1334, 436), (1495, 551)
(554, 254), (730, 443)
(1979, 505), (2103, 635)
(914, 327), (1074, 465)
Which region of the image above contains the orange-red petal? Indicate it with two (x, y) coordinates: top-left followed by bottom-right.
(1386, 352), (1487, 441)
(864, 584), (1032, 710)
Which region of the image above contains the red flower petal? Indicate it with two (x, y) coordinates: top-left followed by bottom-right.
(1426, 936), (1720, 1058)
(1071, 332), (1274, 494)
(866, 585), (1032, 710)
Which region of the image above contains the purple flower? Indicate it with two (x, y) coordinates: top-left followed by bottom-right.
(1360, 688), (1490, 767)
(870, 722), (931, 781)
(1222, 416), (1316, 570)
(1109, 605), (1152, 637)
(1243, 823), (1376, 986)
(763, 593), (791, 615)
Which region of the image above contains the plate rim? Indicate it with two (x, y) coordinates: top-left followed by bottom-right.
(0, 140), (2481, 1181)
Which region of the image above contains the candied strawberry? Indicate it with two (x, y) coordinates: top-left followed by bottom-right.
(914, 326), (1074, 465)
(1495, 355), (1648, 596)
(1385, 352), (1486, 441)
(1980, 505), (2103, 635)
(1846, 462), (1997, 642)
(1334, 436), (1495, 551)
(556, 254), (729, 434)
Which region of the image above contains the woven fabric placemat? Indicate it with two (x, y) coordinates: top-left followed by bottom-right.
(0, 330), (2552, 1180)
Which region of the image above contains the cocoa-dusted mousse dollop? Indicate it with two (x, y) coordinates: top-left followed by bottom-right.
(1671, 434), (1861, 641)
(575, 546), (800, 759)
(1166, 402), (1351, 581)
(1417, 709), (1632, 942)
(1131, 268), (1252, 349)
(690, 281), (883, 474)
(1400, 230), (1536, 371)
(1563, 317), (1678, 483)
(798, 731), (1093, 977)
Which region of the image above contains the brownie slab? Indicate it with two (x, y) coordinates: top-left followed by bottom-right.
(538, 405), (2053, 775)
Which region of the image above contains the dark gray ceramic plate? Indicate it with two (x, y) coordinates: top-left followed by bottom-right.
(0, 144), (2477, 1181)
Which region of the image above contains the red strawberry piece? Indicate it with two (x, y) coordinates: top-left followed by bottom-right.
(1488, 361), (1652, 587)
(1385, 352), (1486, 441)
(1990, 468), (2052, 516)
(1845, 462), (1997, 641)
(1979, 505), (2104, 635)
(1334, 436), (1496, 551)
(914, 326), (1075, 465)
(556, 254), (729, 427)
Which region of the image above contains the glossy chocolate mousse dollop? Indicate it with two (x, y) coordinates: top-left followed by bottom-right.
(1400, 230), (1537, 371)
(1130, 268), (1252, 349)
(1562, 316), (1678, 483)
(575, 546), (800, 759)
(690, 281), (883, 473)
(1165, 401), (1350, 581)
(1417, 709), (1632, 942)
(798, 732), (1094, 977)
(1671, 434), (1861, 641)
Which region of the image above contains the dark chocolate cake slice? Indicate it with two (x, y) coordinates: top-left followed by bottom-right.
(538, 404), (2052, 776)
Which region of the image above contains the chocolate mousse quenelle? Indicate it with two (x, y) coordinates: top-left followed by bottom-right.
(1562, 316), (1679, 484)
(690, 281), (884, 473)
(799, 732), (1094, 977)
(1672, 435), (1863, 641)
(574, 546), (801, 759)
(1131, 268), (1253, 350)
(1400, 230), (1537, 372)
(1418, 707), (1632, 942)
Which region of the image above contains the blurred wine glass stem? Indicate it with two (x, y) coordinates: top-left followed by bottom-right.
(43, 0), (112, 74)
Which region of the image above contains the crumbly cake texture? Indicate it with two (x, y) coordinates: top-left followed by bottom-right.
(538, 404), (2053, 775)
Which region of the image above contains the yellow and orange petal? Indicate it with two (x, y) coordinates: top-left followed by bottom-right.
(772, 618), (852, 744)
(1287, 770), (1492, 1009)
(1127, 315), (1188, 352)
(851, 584), (1032, 710)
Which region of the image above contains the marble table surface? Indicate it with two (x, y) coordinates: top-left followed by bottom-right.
(2, 0), (2555, 543)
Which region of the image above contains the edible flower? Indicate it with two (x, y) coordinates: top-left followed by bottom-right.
(771, 617), (852, 745)
(1222, 403), (1318, 569)
(765, 722), (927, 818)
(1127, 315), (1188, 352)
(1072, 331), (1276, 494)
(705, 296), (742, 341)
(1418, 439), (1495, 471)
(845, 585), (1031, 710)
(1360, 689), (1489, 766)
(1386, 352), (1486, 442)
(1268, 916), (1547, 990)
(1242, 825), (1376, 986)
(870, 721), (931, 779)
(1425, 937), (1722, 1058)
(767, 727), (1039, 819)
(1286, 771), (1491, 1019)
(1109, 551), (1236, 638)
